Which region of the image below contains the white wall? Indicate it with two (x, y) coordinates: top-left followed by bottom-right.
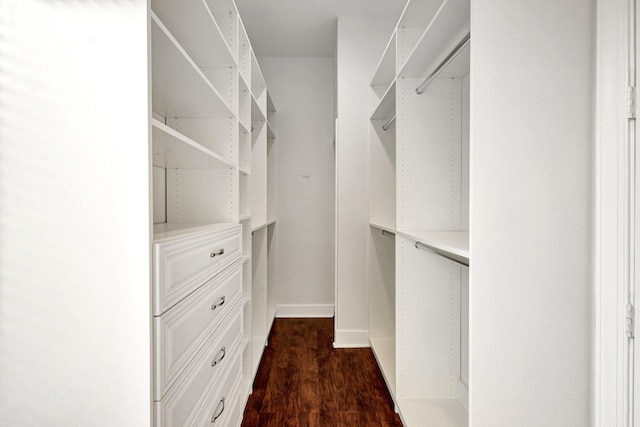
(259, 57), (336, 317)
(334, 16), (398, 347)
(0, 1), (151, 426)
(470, 0), (594, 425)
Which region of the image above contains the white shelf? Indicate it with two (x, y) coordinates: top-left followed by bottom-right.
(398, 0), (470, 79)
(239, 166), (251, 176)
(267, 219), (276, 227)
(397, 230), (469, 265)
(251, 52), (267, 99)
(152, 119), (234, 169)
(252, 222), (267, 233)
(151, 14), (233, 119)
(397, 398), (468, 427)
(371, 80), (396, 121)
(369, 221), (396, 234)
(267, 121), (276, 139)
(239, 214), (251, 221)
(398, 0), (447, 29)
(152, 222), (237, 242)
(242, 255), (251, 264)
(251, 94), (266, 121)
(151, 0), (235, 69)
(371, 30), (397, 89)
(370, 337), (396, 398)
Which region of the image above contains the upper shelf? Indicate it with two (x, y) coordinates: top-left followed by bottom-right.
(152, 119), (235, 169)
(151, 0), (235, 69)
(370, 31), (396, 93)
(399, 0), (470, 79)
(398, 0), (447, 29)
(151, 14), (234, 119)
(398, 230), (469, 266)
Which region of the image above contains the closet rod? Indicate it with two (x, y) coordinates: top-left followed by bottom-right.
(382, 113), (396, 131)
(415, 32), (471, 95)
(415, 241), (469, 267)
(381, 230), (395, 238)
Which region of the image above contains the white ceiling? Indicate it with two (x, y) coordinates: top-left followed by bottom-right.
(234, 0), (407, 57)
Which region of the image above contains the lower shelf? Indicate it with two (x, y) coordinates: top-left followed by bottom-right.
(397, 398), (468, 427)
(369, 336), (396, 398)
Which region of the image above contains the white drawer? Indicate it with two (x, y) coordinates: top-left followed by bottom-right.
(194, 356), (243, 427)
(154, 337), (242, 427)
(154, 262), (241, 396)
(153, 224), (241, 315)
(155, 303), (243, 400)
(216, 379), (245, 427)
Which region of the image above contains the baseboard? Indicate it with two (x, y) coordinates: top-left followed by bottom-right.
(458, 378), (469, 411)
(333, 329), (370, 348)
(275, 304), (334, 318)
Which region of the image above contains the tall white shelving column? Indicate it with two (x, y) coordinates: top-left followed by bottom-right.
(368, 0), (470, 425)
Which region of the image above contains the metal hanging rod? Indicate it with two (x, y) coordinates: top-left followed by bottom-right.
(381, 229), (395, 238)
(382, 113), (396, 131)
(415, 32), (471, 95)
(415, 241), (469, 267)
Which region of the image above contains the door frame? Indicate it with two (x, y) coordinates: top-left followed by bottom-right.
(596, 0), (636, 425)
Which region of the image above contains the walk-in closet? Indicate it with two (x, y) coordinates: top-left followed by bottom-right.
(1, 0), (629, 426)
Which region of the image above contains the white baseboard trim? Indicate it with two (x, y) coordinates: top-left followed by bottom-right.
(458, 378), (469, 411)
(333, 329), (370, 348)
(275, 304), (334, 318)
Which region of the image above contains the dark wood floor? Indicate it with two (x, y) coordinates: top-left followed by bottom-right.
(241, 318), (403, 427)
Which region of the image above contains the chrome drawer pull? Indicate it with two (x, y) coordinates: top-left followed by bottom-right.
(211, 347), (226, 366)
(210, 248), (225, 258)
(211, 296), (225, 310)
(211, 397), (225, 423)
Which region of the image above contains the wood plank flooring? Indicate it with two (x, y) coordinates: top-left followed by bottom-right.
(241, 318), (403, 427)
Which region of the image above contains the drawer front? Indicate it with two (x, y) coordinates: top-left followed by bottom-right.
(153, 225), (241, 315)
(217, 379), (245, 427)
(195, 355), (243, 426)
(155, 303), (243, 400)
(154, 338), (242, 427)
(154, 262), (241, 395)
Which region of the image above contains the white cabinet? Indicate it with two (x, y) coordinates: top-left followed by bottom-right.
(152, 225), (243, 426)
(150, 0), (277, 423)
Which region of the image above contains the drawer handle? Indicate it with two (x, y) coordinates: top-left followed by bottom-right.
(211, 346), (226, 366)
(211, 296), (225, 310)
(210, 248), (225, 258)
(211, 397), (225, 423)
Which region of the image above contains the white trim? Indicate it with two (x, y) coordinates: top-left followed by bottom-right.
(333, 329), (370, 348)
(596, 0), (629, 425)
(457, 378), (468, 412)
(275, 304), (334, 318)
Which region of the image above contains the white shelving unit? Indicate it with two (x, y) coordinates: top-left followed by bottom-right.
(150, 0), (278, 418)
(368, 0), (470, 425)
